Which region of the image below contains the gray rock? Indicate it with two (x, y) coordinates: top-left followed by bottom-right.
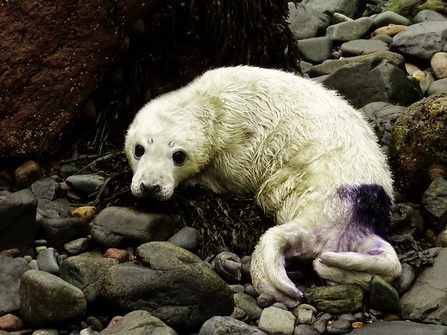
(294, 324), (320, 335)
(391, 22), (447, 63)
(213, 251), (242, 284)
(20, 270), (87, 326)
(401, 248), (447, 325)
(100, 242), (234, 332)
(167, 226), (202, 253)
(31, 177), (62, 201)
(0, 189), (38, 256)
(340, 39), (389, 57)
(258, 306), (296, 335)
(309, 51), (405, 77)
(297, 37), (333, 64)
(322, 58), (422, 109)
(427, 78), (447, 96)
(36, 247), (60, 275)
(327, 318), (352, 334)
(36, 197), (76, 219)
(326, 17), (373, 42)
(64, 237), (92, 255)
(65, 174), (109, 195)
(302, 0), (360, 18)
(99, 310), (177, 335)
(393, 263), (416, 296)
(287, 3), (331, 40)
(59, 252), (118, 305)
(90, 206), (175, 249)
(346, 320), (447, 335)
(38, 217), (89, 250)
(233, 293), (263, 319)
(372, 11), (411, 29)
(369, 276), (400, 313)
(0, 256), (31, 315)
(414, 10), (447, 23)
(59, 164), (80, 179)
(199, 316), (267, 335)
(360, 102), (406, 150)
(305, 285), (363, 314)
(312, 313), (332, 334)
(422, 177), (447, 230)
(296, 308), (313, 324)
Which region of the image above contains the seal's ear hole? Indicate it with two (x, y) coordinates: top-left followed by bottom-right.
(134, 144), (145, 159)
(172, 150), (186, 166)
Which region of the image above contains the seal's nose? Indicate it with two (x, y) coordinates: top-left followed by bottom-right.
(140, 183), (161, 197)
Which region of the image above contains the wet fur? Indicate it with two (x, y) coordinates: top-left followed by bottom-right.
(125, 66), (402, 307)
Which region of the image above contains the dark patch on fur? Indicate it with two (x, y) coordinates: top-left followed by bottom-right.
(338, 184), (392, 239)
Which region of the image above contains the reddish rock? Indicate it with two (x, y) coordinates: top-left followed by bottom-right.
(0, 0), (160, 159)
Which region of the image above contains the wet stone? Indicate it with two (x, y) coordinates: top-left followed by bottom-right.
(213, 251), (242, 284)
(38, 217), (90, 250)
(327, 318), (352, 334)
(36, 247), (60, 275)
(167, 226), (202, 253)
(233, 293), (263, 320)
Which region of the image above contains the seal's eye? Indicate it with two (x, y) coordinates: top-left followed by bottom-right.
(134, 144), (145, 159)
(172, 150), (186, 166)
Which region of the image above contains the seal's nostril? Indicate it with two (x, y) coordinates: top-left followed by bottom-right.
(140, 183), (161, 196)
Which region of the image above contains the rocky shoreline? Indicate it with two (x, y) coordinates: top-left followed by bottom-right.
(2, 0), (447, 334)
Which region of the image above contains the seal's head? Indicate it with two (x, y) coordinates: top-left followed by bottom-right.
(125, 96), (210, 201)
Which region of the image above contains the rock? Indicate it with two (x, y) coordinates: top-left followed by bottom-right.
(302, 0), (361, 18)
(427, 78), (447, 96)
(312, 313), (332, 334)
(59, 252), (118, 305)
(431, 52), (447, 79)
(37, 217), (89, 250)
(389, 92), (447, 201)
(199, 316), (267, 335)
(371, 11), (411, 29)
(393, 263), (416, 296)
(414, 10), (447, 23)
(421, 177), (447, 230)
(326, 17), (373, 42)
(14, 161), (42, 189)
(258, 306), (296, 335)
(99, 310), (177, 335)
(322, 58), (422, 109)
(369, 276), (400, 313)
(100, 242), (234, 331)
(90, 207), (176, 248)
(0, 189), (38, 256)
(346, 320), (447, 334)
(391, 203), (425, 237)
(309, 51), (405, 77)
(295, 307), (314, 324)
(327, 318), (352, 334)
(167, 226), (202, 253)
(71, 206), (97, 222)
(287, 3), (331, 40)
(0, 256), (31, 315)
(0, 1), (158, 159)
(36, 247), (60, 275)
(340, 39), (389, 57)
(31, 177), (62, 201)
(213, 251), (242, 284)
(234, 293), (263, 319)
(20, 270), (87, 326)
(305, 285), (364, 314)
(391, 22), (447, 63)
(297, 37), (333, 64)
(0, 314), (24, 332)
(65, 174), (110, 198)
(400, 248), (447, 324)
(64, 237), (92, 255)
(294, 324), (320, 335)
(103, 248), (129, 263)
(360, 102), (406, 151)
(372, 24), (408, 37)
(36, 197), (76, 219)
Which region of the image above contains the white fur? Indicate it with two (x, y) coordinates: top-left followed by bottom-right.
(125, 66), (402, 307)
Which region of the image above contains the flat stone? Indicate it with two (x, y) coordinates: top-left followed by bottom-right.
(326, 17), (373, 42)
(258, 306), (296, 335)
(340, 39), (389, 56)
(297, 37), (332, 64)
(346, 320), (447, 335)
(199, 316), (267, 335)
(287, 3), (331, 40)
(414, 9), (447, 23)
